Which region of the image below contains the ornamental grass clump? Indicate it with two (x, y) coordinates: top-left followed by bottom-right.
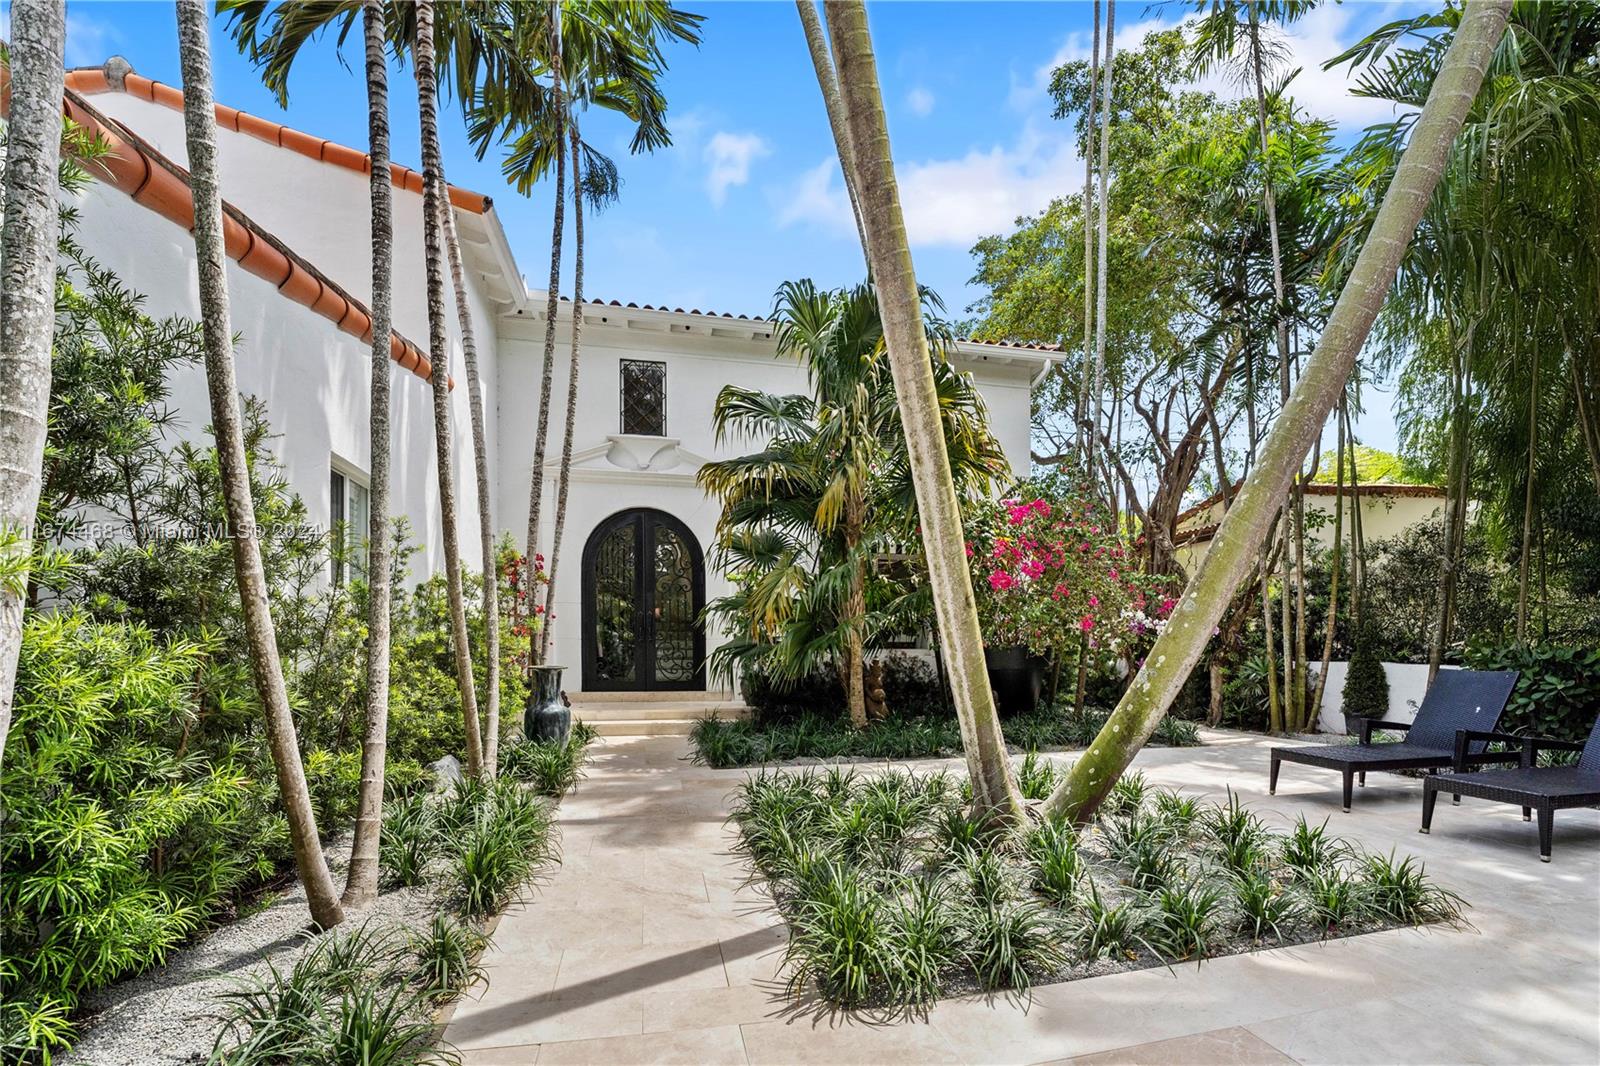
(450, 780), (558, 919)
(731, 766), (1468, 1008)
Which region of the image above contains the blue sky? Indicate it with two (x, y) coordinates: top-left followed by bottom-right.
(55, 0), (1426, 446)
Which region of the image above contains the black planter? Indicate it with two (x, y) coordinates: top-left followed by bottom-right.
(524, 665), (571, 744)
(984, 646), (1048, 715)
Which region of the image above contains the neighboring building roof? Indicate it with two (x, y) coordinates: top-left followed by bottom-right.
(64, 59), (492, 215)
(1174, 481), (1447, 547)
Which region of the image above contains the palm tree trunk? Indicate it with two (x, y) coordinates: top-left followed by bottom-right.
(1428, 326), (1468, 683)
(525, 10), (567, 672)
(175, 0), (345, 927)
(439, 180), (499, 774)
(1310, 401), (1346, 724)
(343, 0), (395, 909)
(540, 120), (585, 666)
(1078, 0), (1100, 451)
(1040, 0), (1511, 823)
(1516, 349), (1538, 642)
(1261, 525), (1282, 733)
(1347, 405), (1366, 638)
(843, 506), (868, 730)
(795, 0), (867, 263)
(822, 0), (1024, 824)
(0, 0), (65, 765)
(415, 0), (483, 777)
(1087, 0), (1114, 474)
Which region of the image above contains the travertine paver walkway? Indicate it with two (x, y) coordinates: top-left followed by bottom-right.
(443, 730), (1600, 1065)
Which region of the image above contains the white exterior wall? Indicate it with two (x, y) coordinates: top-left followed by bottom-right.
(78, 93), (506, 577)
(1317, 662), (1462, 734)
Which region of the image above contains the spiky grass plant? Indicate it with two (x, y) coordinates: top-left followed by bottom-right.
(1015, 751), (1059, 800)
(1280, 815), (1349, 878)
(962, 898), (1066, 994)
(451, 781), (556, 918)
(409, 913), (488, 1001)
(1025, 819), (1083, 905)
(1359, 852), (1464, 926)
(1232, 868), (1301, 943)
(1102, 770), (1151, 817)
(1299, 864), (1370, 932)
(1205, 790), (1271, 875)
(380, 791), (439, 888)
(1072, 879), (1147, 961)
(883, 877), (960, 1005)
(781, 863), (893, 1008)
(1147, 880), (1226, 961)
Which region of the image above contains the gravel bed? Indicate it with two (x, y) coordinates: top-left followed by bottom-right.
(62, 835), (441, 1066)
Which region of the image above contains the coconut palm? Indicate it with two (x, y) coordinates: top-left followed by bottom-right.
(413, 0), (484, 777)
(173, 0), (345, 927)
(699, 279), (1008, 729)
(343, 0), (394, 909)
(1037, 0), (1513, 822)
(810, 2), (1024, 819)
(0, 0), (66, 764)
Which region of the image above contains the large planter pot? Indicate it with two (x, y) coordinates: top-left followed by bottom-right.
(524, 665), (571, 744)
(984, 646), (1048, 715)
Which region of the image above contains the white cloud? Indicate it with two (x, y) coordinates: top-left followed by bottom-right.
(906, 86), (936, 118)
(703, 131), (770, 206)
(776, 124), (1081, 249)
(63, 11), (123, 69)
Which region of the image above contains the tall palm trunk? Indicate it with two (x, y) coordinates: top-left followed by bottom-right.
(843, 497), (868, 730)
(1078, 0), (1100, 450)
(344, 0), (395, 909)
(822, 0), (1024, 823)
(1516, 348), (1539, 641)
(1040, 0), (1512, 823)
(525, 10), (567, 671)
(1428, 324), (1469, 683)
(415, 0), (483, 777)
(1348, 413), (1366, 636)
(1086, 0), (1114, 473)
(439, 186), (499, 773)
(1309, 399), (1346, 723)
(0, 0), (65, 764)
(540, 120), (584, 664)
(795, 0), (867, 263)
(175, 0), (345, 927)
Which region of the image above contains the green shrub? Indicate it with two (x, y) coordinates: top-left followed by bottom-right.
(409, 914), (488, 1002)
(499, 731), (591, 797)
(1462, 642), (1600, 744)
(1342, 633), (1389, 720)
(1, 613), (280, 1055)
(450, 781), (557, 918)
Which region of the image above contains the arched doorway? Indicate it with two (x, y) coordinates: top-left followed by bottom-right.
(581, 508), (706, 691)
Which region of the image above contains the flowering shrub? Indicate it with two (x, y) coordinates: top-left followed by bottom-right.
(968, 486), (1173, 668)
(502, 548), (549, 676)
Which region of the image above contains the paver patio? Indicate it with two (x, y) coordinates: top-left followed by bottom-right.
(442, 729), (1600, 1065)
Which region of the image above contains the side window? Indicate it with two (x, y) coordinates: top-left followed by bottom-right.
(330, 464), (371, 585)
(619, 358), (667, 436)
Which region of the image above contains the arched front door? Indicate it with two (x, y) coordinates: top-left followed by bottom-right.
(581, 509), (706, 691)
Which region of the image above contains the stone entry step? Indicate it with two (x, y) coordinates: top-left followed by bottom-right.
(568, 692), (749, 736)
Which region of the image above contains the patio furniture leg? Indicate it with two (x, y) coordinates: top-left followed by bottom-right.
(1358, 771), (1366, 787)
(1341, 767), (1354, 813)
(1420, 785), (1438, 834)
(1536, 805), (1554, 863)
(1269, 754), (1280, 796)
(1523, 806), (1531, 822)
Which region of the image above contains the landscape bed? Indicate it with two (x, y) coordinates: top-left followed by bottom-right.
(730, 758), (1465, 1010)
(691, 706), (1201, 769)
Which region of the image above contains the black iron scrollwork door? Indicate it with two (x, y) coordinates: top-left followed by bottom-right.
(581, 509), (705, 691)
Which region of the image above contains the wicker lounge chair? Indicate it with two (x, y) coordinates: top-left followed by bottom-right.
(1422, 714), (1600, 862)
(1269, 669), (1520, 812)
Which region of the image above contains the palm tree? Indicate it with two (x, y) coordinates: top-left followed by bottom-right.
(815, 1), (1024, 821)
(343, 0), (394, 909)
(1039, 0), (1513, 822)
(174, 0), (345, 927)
(0, 0), (66, 764)
(699, 280), (1008, 728)
(795, 0), (866, 261)
(414, 0), (483, 777)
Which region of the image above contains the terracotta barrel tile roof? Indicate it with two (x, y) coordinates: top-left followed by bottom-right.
(0, 63), (441, 387)
(64, 62), (491, 215)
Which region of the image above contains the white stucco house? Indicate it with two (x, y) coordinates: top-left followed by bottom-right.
(59, 59), (1061, 697)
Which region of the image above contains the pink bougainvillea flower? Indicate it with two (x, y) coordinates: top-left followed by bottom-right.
(1080, 615), (1095, 631)
(1088, 595), (1099, 607)
(1160, 597), (1177, 616)
(989, 571), (1016, 591)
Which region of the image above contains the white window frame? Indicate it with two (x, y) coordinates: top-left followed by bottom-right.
(329, 457), (371, 586)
